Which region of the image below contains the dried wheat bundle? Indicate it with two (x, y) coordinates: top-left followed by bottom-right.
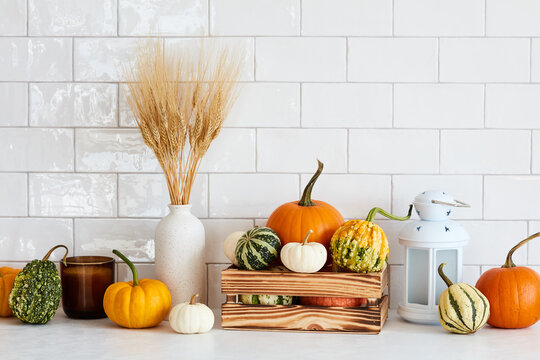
(125, 40), (242, 205)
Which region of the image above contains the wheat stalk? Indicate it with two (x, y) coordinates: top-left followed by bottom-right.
(124, 40), (242, 205)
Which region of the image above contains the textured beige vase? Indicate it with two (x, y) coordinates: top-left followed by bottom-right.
(155, 205), (206, 307)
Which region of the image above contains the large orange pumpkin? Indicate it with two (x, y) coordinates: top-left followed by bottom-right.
(300, 296), (367, 307)
(266, 160), (344, 250)
(104, 250), (171, 328)
(0, 267), (21, 317)
(475, 233), (540, 329)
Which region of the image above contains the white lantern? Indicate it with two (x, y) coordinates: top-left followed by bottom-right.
(397, 190), (469, 324)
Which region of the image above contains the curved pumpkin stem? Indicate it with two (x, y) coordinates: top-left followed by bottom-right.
(438, 263), (454, 288)
(42, 244), (69, 266)
(298, 160), (323, 207)
(366, 204), (413, 223)
(503, 232), (540, 268)
(190, 294), (199, 305)
(302, 230), (313, 245)
(113, 249), (139, 286)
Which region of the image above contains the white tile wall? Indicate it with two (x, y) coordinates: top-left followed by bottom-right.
(0, 83), (28, 126)
(440, 38), (530, 83)
(30, 83), (118, 127)
(28, 0), (117, 36)
(3, 1), (540, 309)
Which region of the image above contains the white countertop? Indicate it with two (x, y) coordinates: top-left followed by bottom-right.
(1, 310), (539, 360)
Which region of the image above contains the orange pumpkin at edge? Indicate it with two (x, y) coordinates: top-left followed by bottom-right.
(0, 266), (22, 317)
(475, 232), (540, 329)
(266, 160), (344, 251)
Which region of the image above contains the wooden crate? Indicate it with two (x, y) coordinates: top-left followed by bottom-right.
(221, 265), (389, 334)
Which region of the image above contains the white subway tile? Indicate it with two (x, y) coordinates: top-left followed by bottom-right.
(166, 38), (255, 81)
(463, 221), (527, 265)
(0, 174), (27, 216)
(486, 85), (540, 129)
(225, 83), (300, 128)
(0, 0), (26, 35)
(118, 263), (155, 282)
(394, 84), (484, 129)
(487, 0), (540, 36)
(485, 176), (540, 220)
(257, 129), (347, 173)
(441, 130), (530, 174)
(200, 128), (256, 172)
(119, 86), (136, 127)
(30, 83), (117, 127)
(0, 38), (72, 81)
(29, 0), (116, 36)
(75, 129), (159, 172)
(348, 38), (438, 82)
(393, 175), (483, 220)
(463, 266), (481, 285)
(300, 174), (391, 219)
(302, 84), (392, 128)
(389, 265), (404, 309)
(118, 174), (208, 218)
(120, 0), (207, 36)
(256, 38), (346, 82)
(29, 174), (117, 217)
(210, 0), (299, 35)
(302, 0), (391, 36)
(533, 132), (540, 174)
(0, 128), (73, 171)
(201, 219), (254, 263)
(394, 0), (484, 36)
(527, 222), (540, 265)
(208, 263), (229, 309)
(209, 174), (299, 218)
(0, 218), (72, 261)
(74, 38), (138, 82)
(75, 219), (158, 262)
(349, 130), (439, 174)
(0, 83), (27, 126)
(532, 40), (540, 82)
(440, 38), (530, 83)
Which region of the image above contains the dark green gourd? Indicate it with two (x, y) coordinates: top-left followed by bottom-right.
(235, 227), (281, 270)
(9, 245), (68, 324)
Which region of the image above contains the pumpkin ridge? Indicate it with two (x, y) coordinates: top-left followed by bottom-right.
(441, 306), (467, 333)
(470, 285), (489, 327)
(513, 270), (520, 328)
(458, 284), (477, 329)
(448, 288), (472, 331)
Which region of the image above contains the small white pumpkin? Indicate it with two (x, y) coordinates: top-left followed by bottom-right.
(280, 230), (327, 273)
(169, 294), (214, 334)
(223, 231), (245, 266)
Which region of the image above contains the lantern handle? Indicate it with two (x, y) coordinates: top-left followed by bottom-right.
(431, 199), (470, 208)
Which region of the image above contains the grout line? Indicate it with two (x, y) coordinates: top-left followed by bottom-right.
(299, 0), (303, 35)
(391, 0), (395, 36)
(484, 0), (487, 36)
(26, 0), (29, 36)
(116, 0), (120, 36)
(207, 0), (211, 36)
(3, 80), (540, 85)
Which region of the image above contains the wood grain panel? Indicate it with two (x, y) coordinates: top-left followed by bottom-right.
(221, 265), (387, 298)
(222, 295), (388, 333)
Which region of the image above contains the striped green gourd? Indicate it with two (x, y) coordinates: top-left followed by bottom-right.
(438, 263), (490, 334)
(240, 294), (293, 305)
(235, 227), (281, 270)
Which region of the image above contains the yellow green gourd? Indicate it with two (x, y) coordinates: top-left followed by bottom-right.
(438, 263), (490, 334)
(330, 206), (412, 273)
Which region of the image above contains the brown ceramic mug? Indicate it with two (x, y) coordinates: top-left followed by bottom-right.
(60, 256), (115, 319)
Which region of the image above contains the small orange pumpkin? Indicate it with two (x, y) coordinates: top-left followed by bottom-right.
(0, 267), (21, 317)
(476, 233), (540, 329)
(266, 160), (344, 251)
(103, 250), (171, 328)
(300, 296), (367, 307)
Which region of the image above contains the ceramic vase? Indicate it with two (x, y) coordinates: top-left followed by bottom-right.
(155, 204), (206, 306)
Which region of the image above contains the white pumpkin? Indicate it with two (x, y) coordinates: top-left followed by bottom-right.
(169, 294), (214, 334)
(223, 231), (245, 266)
(280, 230), (327, 273)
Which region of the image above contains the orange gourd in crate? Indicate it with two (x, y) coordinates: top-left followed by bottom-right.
(266, 160), (344, 251)
(476, 233), (540, 328)
(0, 266), (21, 317)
